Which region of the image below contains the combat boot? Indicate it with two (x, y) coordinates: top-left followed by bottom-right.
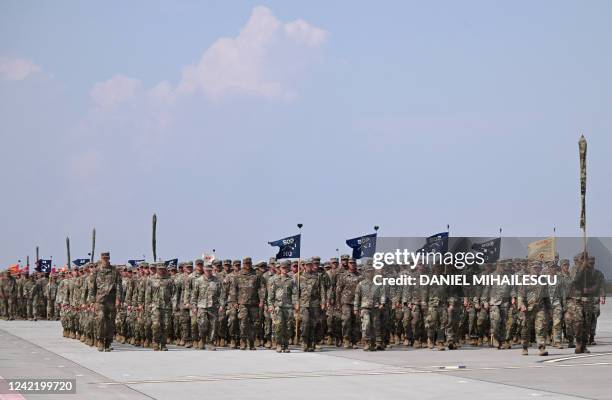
(492, 338), (499, 349)
(219, 338), (226, 347)
(264, 340), (272, 349)
(447, 341), (456, 350)
(184, 341), (193, 349)
(143, 339), (150, 348)
(249, 340), (256, 350)
(538, 346), (548, 356)
(62, 329), (68, 337)
(97, 341), (104, 352)
(283, 347), (291, 353)
(343, 338), (351, 349)
(87, 337), (94, 346)
(197, 340), (205, 350)
(482, 337), (490, 347)
(302, 343), (308, 352)
(568, 341), (576, 348)
(476, 338), (482, 347)
(414, 340), (422, 349)
(554, 342), (563, 349)
(503, 341), (512, 350)
(522, 347), (528, 356)
(240, 339), (247, 350)
(161, 346), (168, 351)
(427, 339), (434, 349)
(436, 342), (446, 351)
(403, 338), (409, 346)
(69, 331), (76, 339)
(325, 336), (333, 345)
(134, 338), (141, 346)
(152, 342), (160, 351)
(177, 339), (185, 346)
(276, 344), (283, 353)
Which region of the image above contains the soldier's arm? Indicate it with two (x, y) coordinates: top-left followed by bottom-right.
(87, 272), (97, 304)
(190, 280), (199, 309)
(267, 281), (276, 309)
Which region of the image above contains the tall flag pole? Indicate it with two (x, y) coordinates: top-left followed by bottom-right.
(152, 214), (158, 262)
(579, 135), (587, 258)
(36, 246), (39, 264)
(66, 237), (71, 271)
(90, 228), (96, 263)
(297, 223), (303, 341)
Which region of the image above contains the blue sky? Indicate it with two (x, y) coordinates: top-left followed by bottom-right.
(1, 1), (611, 266)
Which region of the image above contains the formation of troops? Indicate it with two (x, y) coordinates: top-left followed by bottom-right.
(0, 251), (606, 356)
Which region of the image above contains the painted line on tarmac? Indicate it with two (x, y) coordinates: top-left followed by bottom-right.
(543, 352), (612, 363)
(91, 362), (612, 386)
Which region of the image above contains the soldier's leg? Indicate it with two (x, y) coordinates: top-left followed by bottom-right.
(300, 307), (311, 350)
(489, 305), (500, 347)
(190, 309), (199, 346)
(590, 303), (600, 344)
(248, 306), (260, 349)
(535, 307), (547, 353)
(237, 305), (248, 349)
(341, 304), (353, 347)
(151, 309), (161, 350)
(161, 309), (172, 350)
(8, 299), (16, 320)
(552, 305), (563, 347)
(373, 308), (383, 349)
(264, 309), (273, 348)
(179, 309), (191, 346)
(228, 308), (239, 348)
(359, 309), (371, 350)
(521, 310), (534, 353)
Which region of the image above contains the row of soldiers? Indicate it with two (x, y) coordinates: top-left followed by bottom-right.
(1, 252), (606, 355)
(0, 269), (59, 321)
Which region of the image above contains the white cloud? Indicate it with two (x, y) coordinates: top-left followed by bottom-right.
(90, 75), (141, 109)
(176, 5), (327, 100)
(0, 57), (41, 81)
(284, 19), (328, 46)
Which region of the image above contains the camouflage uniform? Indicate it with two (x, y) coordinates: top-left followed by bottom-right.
(2, 273), (18, 320)
(486, 267), (513, 349)
(175, 263), (195, 347)
(335, 261), (361, 348)
(150, 264), (175, 351)
(22, 275), (36, 320)
(87, 254), (121, 351)
(297, 260), (326, 351)
(46, 276), (59, 320)
(354, 265), (386, 351)
(191, 266), (223, 350)
(426, 266), (449, 350)
(268, 261), (297, 352)
(517, 261), (550, 356)
(228, 258), (265, 350)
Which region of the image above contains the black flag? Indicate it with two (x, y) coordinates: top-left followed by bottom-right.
(471, 238), (501, 263)
(346, 233), (377, 259)
(268, 234), (301, 259)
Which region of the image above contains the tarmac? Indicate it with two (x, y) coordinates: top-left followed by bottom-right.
(0, 307), (610, 400)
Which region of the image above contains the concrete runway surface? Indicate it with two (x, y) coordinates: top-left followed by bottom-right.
(0, 307), (610, 400)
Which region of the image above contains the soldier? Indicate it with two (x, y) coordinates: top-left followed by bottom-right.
(169, 263), (181, 344)
(588, 256), (606, 345)
(297, 258), (326, 352)
(426, 263), (449, 351)
(354, 261), (386, 351)
(567, 252), (603, 354)
(336, 258), (361, 349)
(228, 257), (265, 350)
(560, 259), (574, 346)
(326, 257), (342, 346)
(46, 271), (59, 320)
(268, 260), (297, 353)
(59, 269), (72, 337)
(404, 262), (429, 348)
(476, 263), (494, 346)
(216, 259), (232, 347)
(517, 260), (550, 356)
(123, 268), (136, 344)
(114, 266), (130, 343)
(262, 259), (277, 349)
(226, 260), (242, 348)
(2, 270), (18, 320)
(133, 263), (148, 347)
(22, 270), (36, 320)
(191, 262), (223, 350)
(175, 261), (195, 348)
(546, 261), (566, 349)
(82, 263), (97, 346)
(255, 261), (269, 347)
(33, 271), (48, 320)
(486, 261), (513, 349)
(87, 252), (121, 352)
(150, 262), (175, 351)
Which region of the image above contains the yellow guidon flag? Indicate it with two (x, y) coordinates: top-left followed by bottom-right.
(527, 237), (557, 261)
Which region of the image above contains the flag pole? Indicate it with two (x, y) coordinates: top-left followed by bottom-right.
(152, 214), (157, 262)
(66, 237), (71, 271)
(90, 228), (96, 263)
(579, 135), (588, 289)
(296, 223), (303, 342)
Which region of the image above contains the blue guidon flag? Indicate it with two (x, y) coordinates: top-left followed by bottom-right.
(164, 258), (179, 268)
(36, 259), (52, 273)
(471, 237), (501, 263)
(72, 258), (90, 267)
(128, 259), (145, 267)
(346, 233), (377, 259)
(418, 232), (449, 254)
(268, 234), (301, 259)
